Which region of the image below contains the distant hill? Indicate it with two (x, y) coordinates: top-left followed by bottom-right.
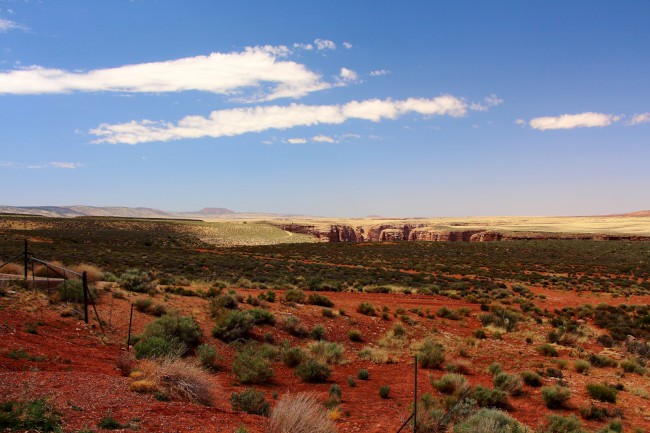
(611, 210), (650, 217)
(192, 207), (235, 215)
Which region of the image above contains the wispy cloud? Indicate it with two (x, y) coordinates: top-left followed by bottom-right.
(342, 42), (353, 49)
(337, 67), (358, 83)
(629, 113), (650, 125)
(528, 112), (616, 130)
(287, 138), (307, 144)
(369, 69), (390, 76)
(314, 39), (336, 50)
(470, 94), (503, 111)
(312, 135), (335, 143)
(0, 46), (333, 101)
(0, 18), (27, 33)
(91, 95), (468, 145)
(1, 161), (82, 169)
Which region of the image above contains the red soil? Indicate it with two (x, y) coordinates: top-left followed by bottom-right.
(1, 284), (648, 432)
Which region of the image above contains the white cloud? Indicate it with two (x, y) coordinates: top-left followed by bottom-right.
(629, 113), (650, 125)
(369, 69), (390, 76)
(529, 112), (615, 130)
(342, 42), (353, 49)
(91, 94), (468, 145)
(0, 18), (26, 32)
(312, 135), (335, 143)
(515, 119), (525, 125)
(470, 94), (504, 111)
(1, 161), (81, 169)
(338, 67), (358, 82)
(314, 39), (336, 50)
(293, 42), (313, 51)
(287, 138), (307, 144)
(0, 46), (331, 101)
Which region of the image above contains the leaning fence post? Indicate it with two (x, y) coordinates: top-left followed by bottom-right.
(127, 303), (134, 352)
(23, 239), (28, 281)
(414, 354), (418, 433)
(82, 271), (89, 324)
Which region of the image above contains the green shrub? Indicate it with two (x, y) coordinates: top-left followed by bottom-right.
(294, 359), (331, 383)
(487, 363), (502, 376)
(0, 398), (62, 432)
(329, 384), (342, 400)
(282, 316), (308, 338)
(232, 349), (274, 384)
(348, 329), (363, 342)
(151, 304), (167, 317)
(209, 294), (238, 312)
(454, 408), (528, 433)
(588, 353), (617, 368)
(432, 373), (467, 395)
(357, 302), (376, 316)
(248, 308), (275, 325)
(309, 341), (343, 364)
(230, 388), (270, 416)
(134, 335), (184, 359)
(347, 376), (356, 387)
(284, 289), (305, 303)
(418, 339), (445, 369)
(281, 347), (306, 368)
(307, 293), (334, 307)
(97, 410), (126, 429)
(538, 344), (559, 357)
(134, 298), (153, 313)
(477, 307), (521, 332)
(541, 386), (571, 409)
(620, 358), (646, 375)
(436, 307), (460, 320)
(311, 325), (326, 341)
(141, 314), (202, 351)
(357, 369), (369, 380)
(212, 310), (255, 342)
(520, 371), (542, 387)
(118, 269), (152, 293)
(321, 308), (335, 318)
(493, 372), (523, 395)
(542, 414), (584, 433)
(472, 386), (509, 409)
(586, 383), (617, 403)
(197, 344), (217, 368)
(379, 385), (390, 399)
(579, 404), (613, 421)
(57, 280), (97, 304)
(574, 360), (591, 374)
(473, 329), (487, 339)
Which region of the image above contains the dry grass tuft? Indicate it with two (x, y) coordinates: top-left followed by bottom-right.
(69, 263), (103, 282)
(269, 393), (337, 433)
(130, 358), (214, 406)
(116, 352), (135, 376)
(33, 261), (64, 278)
(0, 263), (23, 275)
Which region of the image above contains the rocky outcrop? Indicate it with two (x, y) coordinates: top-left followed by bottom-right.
(281, 223), (650, 243)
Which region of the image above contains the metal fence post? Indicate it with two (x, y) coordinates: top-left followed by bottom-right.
(82, 271), (89, 324)
(414, 354), (418, 433)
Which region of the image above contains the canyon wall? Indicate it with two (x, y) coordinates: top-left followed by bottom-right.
(280, 223), (650, 243)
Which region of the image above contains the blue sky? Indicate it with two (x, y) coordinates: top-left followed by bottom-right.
(1, 1), (648, 217)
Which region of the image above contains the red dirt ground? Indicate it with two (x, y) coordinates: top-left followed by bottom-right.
(1, 284), (649, 433)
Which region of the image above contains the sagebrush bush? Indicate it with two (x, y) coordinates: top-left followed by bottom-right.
(281, 347), (306, 368)
(309, 341), (343, 364)
(212, 310), (255, 342)
(357, 368), (369, 380)
(541, 386), (571, 409)
(311, 324), (326, 341)
(307, 293), (334, 307)
(135, 314), (202, 358)
(134, 298), (153, 313)
(418, 339), (445, 369)
(118, 268), (153, 293)
(295, 359), (331, 383)
(588, 353), (617, 368)
(472, 386), (509, 409)
(134, 335), (185, 359)
(232, 348), (274, 384)
(379, 385), (390, 399)
(230, 387), (270, 416)
(0, 398), (62, 432)
(357, 302), (376, 316)
(586, 383), (617, 403)
(197, 344), (217, 368)
(282, 316), (308, 337)
(493, 372), (523, 395)
(249, 308), (275, 325)
(348, 329), (363, 342)
(453, 408), (528, 433)
(574, 360), (591, 374)
(520, 371), (542, 387)
(538, 344), (559, 357)
(541, 414), (583, 433)
(431, 373), (467, 395)
(269, 393), (336, 433)
(284, 289), (305, 303)
(57, 280), (97, 304)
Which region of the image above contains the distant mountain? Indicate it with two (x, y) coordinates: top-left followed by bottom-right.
(0, 205), (199, 219)
(191, 207), (235, 215)
(611, 210), (650, 217)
